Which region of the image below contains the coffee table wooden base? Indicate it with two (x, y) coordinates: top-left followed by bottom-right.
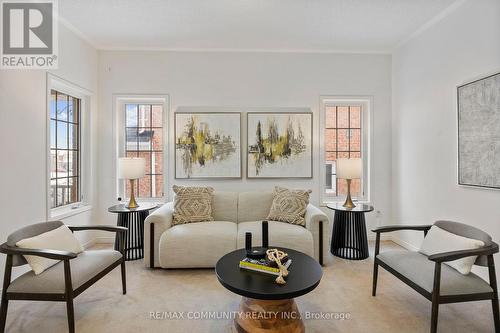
(235, 297), (304, 333)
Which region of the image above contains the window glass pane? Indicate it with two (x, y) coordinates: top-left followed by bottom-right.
(138, 151), (152, 175)
(50, 120), (56, 148)
(50, 150), (57, 178)
(153, 152), (163, 174)
(350, 106), (361, 128)
(152, 105), (163, 127)
(126, 104), (138, 127)
(337, 106), (349, 128)
(68, 177), (79, 203)
(351, 179), (361, 196)
(337, 179), (347, 196)
(337, 151), (349, 159)
(50, 91), (56, 119)
(50, 179), (57, 208)
(350, 129), (361, 151)
(350, 151), (361, 158)
(138, 175), (151, 198)
(337, 129), (349, 151)
(69, 123), (78, 149)
(68, 150), (78, 177)
(325, 152), (336, 162)
(138, 128), (152, 151)
(325, 129), (336, 151)
(57, 178), (69, 206)
(57, 122), (68, 149)
(138, 105), (151, 127)
(57, 150), (68, 176)
(126, 128), (138, 151)
(325, 106), (336, 128)
(154, 175), (163, 197)
(126, 151), (138, 158)
(57, 93), (68, 121)
(152, 128), (162, 151)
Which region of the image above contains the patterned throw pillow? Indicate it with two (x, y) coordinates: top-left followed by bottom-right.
(267, 186), (311, 226)
(172, 185), (214, 225)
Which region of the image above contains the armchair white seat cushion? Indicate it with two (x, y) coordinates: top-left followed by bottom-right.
(236, 221), (314, 257)
(7, 249), (122, 294)
(377, 250), (493, 296)
(158, 221), (237, 268)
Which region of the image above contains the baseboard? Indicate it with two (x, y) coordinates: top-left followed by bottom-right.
(390, 235), (419, 251)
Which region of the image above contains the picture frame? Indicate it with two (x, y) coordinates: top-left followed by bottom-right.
(174, 112), (242, 179)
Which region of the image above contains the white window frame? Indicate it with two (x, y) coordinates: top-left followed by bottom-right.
(46, 73), (93, 219)
(319, 96), (373, 205)
(113, 94), (169, 203)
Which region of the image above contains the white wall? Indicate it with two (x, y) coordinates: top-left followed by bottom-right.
(97, 51), (392, 230)
(0, 23), (99, 281)
(392, 0), (500, 277)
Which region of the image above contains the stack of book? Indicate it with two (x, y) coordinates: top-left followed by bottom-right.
(239, 257), (292, 276)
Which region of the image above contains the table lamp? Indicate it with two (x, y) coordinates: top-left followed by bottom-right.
(118, 157), (146, 209)
(336, 158), (362, 209)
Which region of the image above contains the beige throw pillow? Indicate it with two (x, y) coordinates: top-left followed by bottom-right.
(16, 225), (84, 275)
(267, 186), (311, 226)
(173, 185), (214, 225)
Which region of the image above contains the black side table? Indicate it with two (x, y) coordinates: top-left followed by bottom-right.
(326, 203), (374, 260)
(108, 203), (158, 261)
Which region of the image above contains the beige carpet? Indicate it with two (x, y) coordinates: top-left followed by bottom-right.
(4, 241), (495, 333)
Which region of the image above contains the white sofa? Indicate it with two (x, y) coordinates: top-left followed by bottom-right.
(144, 191), (329, 268)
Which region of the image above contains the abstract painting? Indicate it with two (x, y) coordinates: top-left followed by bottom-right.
(175, 112), (241, 179)
(458, 72), (500, 189)
(247, 112), (312, 178)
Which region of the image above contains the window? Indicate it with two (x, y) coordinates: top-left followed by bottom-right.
(49, 90), (81, 208)
(322, 98), (370, 202)
(123, 103), (164, 198)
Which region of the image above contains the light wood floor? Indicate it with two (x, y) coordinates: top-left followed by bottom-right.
(4, 241), (496, 332)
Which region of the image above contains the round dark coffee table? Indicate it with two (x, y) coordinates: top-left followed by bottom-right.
(108, 203), (158, 261)
(327, 202), (374, 260)
(215, 248), (322, 333)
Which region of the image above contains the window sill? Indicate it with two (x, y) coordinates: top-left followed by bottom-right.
(50, 204), (92, 220)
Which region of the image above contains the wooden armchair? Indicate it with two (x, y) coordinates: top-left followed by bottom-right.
(372, 221), (499, 333)
(0, 221), (127, 333)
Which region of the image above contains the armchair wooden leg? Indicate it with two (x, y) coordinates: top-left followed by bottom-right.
(430, 300), (439, 333)
(0, 298), (8, 333)
(63, 260), (75, 333)
(372, 262), (378, 296)
(488, 255), (499, 332)
(493, 299), (499, 333)
(121, 261), (127, 295)
(430, 263), (441, 333)
(0, 255), (12, 333)
(66, 298), (75, 333)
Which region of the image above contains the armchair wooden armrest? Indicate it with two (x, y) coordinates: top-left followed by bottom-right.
(428, 242), (499, 263)
(0, 243), (77, 260)
(68, 225), (127, 233)
(372, 225), (432, 234)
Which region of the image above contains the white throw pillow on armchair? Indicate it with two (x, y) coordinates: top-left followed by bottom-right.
(419, 225), (484, 275)
(16, 225), (84, 275)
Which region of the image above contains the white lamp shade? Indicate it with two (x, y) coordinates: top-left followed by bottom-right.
(117, 157), (146, 179)
(336, 158), (362, 179)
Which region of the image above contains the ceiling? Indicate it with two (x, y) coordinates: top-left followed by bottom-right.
(59, 0), (460, 53)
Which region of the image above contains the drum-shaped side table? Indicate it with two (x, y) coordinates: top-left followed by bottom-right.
(327, 203), (374, 260)
(108, 203), (158, 261)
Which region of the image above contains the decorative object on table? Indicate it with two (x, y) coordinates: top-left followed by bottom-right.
(244, 221), (269, 259)
(372, 221), (499, 333)
(108, 202), (157, 261)
(216, 248), (322, 333)
(457, 72), (500, 189)
(336, 158), (362, 209)
(327, 202), (373, 260)
(267, 186), (311, 225)
(0, 221), (127, 333)
(174, 112), (241, 179)
(239, 256), (292, 276)
(266, 248), (290, 285)
(172, 185), (214, 225)
(247, 112), (313, 178)
(117, 157), (146, 209)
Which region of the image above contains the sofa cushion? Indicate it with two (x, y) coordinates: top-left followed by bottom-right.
(159, 221), (237, 268)
(419, 225), (485, 274)
(213, 191), (238, 222)
(237, 221), (314, 257)
(15, 225), (84, 275)
(172, 185), (214, 225)
(377, 250), (493, 296)
(267, 186), (311, 226)
(237, 191), (274, 222)
(7, 250), (122, 294)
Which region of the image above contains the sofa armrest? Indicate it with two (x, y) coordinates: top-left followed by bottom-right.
(144, 202), (174, 268)
(305, 204), (329, 265)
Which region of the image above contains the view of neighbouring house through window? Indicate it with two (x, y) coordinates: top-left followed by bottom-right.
(324, 105), (363, 198)
(50, 90), (81, 208)
(125, 104), (164, 198)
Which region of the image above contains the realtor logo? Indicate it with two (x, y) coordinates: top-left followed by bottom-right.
(1, 0), (58, 69)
